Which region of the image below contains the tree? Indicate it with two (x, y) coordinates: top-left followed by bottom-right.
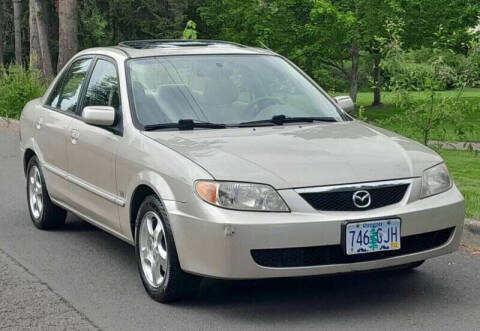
(33, 0), (54, 80)
(304, 1), (355, 96)
(77, 0), (189, 49)
(329, 0), (400, 104)
(399, 0), (480, 54)
(369, 228), (378, 251)
(57, 0), (78, 72)
(29, 0), (41, 70)
(199, 0), (331, 86)
(199, 0), (394, 103)
(0, 0), (4, 66)
(12, 0), (22, 65)
(380, 22), (476, 145)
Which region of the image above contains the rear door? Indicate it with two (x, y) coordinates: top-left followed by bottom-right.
(64, 57), (123, 231)
(35, 57), (93, 203)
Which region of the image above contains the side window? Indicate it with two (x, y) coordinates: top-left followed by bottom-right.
(83, 59), (120, 110)
(47, 58), (92, 113)
(46, 73), (66, 108)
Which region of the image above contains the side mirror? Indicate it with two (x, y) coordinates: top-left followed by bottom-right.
(82, 106), (115, 127)
(334, 96), (355, 114)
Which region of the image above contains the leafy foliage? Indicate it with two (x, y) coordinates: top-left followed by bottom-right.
(182, 20), (198, 40)
(78, 0), (191, 48)
(379, 21), (479, 144)
(0, 65), (46, 119)
(1, 0), (480, 140)
(199, 0), (480, 102)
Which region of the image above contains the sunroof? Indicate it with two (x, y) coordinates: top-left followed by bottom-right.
(118, 39), (246, 50)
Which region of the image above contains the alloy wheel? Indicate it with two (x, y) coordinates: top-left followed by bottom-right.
(28, 165), (44, 220)
(139, 211), (168, 288)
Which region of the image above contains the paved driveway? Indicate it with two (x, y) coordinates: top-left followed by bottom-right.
(1, 128), (479, 331)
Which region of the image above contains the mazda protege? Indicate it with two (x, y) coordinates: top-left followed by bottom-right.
(19, 40), (465, 302)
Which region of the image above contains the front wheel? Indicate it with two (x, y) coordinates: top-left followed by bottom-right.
(134, 195), (200, 302)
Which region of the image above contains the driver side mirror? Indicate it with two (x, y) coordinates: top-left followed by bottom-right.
(333, 96), (355, 115)
(82, 106), (115, 127)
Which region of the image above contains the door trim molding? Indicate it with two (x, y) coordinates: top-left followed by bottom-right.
(43, 162), (126, 207)
(51, 197), (133, 245)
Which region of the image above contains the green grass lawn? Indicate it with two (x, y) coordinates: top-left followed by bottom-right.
(437, 149), (480, 219)
(354, 88), (480, 142)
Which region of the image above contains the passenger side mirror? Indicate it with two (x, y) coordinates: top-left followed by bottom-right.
(333, 96), (355, 115)
(82, 106), (115, 127)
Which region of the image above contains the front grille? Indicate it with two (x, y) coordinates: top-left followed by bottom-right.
(299, 184), (409, 211)
(251, 227), (454, 268)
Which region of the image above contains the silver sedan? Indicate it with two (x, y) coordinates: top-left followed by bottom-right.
(19, 40), (464, 302)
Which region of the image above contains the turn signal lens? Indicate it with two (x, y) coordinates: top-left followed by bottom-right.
(196, 181), (218, 204)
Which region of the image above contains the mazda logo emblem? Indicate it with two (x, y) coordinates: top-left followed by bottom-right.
(352, 190), (371, 209)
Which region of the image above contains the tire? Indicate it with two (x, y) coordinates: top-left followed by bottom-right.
(134, 195), (200, 302)
(26, 156), (67, 230)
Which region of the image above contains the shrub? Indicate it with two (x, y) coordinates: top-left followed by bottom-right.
(378, 21), (476, 145)
(380, 91), (475, 144)
(0, 65), (46, 119)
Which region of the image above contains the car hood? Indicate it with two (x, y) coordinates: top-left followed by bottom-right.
(142, 121), (442, 189)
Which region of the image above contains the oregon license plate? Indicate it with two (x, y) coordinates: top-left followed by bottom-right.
(344, 219), (401, 255)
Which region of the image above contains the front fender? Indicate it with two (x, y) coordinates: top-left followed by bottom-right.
(115, 129), (215, 241)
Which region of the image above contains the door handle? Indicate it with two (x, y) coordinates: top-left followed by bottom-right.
(71, 129), (80, 144)
(35, 117), (43, 130)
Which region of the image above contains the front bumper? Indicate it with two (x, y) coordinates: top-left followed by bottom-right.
(165, 182), (464, 279)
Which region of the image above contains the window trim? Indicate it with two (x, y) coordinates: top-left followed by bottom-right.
(43, 54), (124, 136)
(78, 55), (124, 136)
(43, 55), (95, 119)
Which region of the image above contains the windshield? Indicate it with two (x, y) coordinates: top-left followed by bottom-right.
(127, 55), (344, 126)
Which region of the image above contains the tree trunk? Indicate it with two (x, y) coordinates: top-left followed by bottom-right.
(0, 0), (4, 66)
(372, 55), (382, 107)
(349, 43), (360, 103)
(33, 0), (54, 80)
(57, 0), (78, 72)
(29, 0), (42, 70)
(13, 0), (22, 65)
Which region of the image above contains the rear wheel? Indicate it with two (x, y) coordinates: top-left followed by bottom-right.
(26, 156), (66, 230)
(134, 195), (200, 302)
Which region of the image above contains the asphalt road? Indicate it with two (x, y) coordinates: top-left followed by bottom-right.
(1, 127), (480, 331)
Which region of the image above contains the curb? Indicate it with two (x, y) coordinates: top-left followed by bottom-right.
(0, 117), (20, 131)
(429, 141), (480, 152)
(0, 116), (20, 124)
(465, 219), (480, 235)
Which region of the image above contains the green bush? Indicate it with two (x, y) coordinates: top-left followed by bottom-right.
(0, 65), (46, 119)
(377, 23), (477, 144)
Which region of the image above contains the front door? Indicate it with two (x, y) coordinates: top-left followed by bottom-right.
(35, 57), (93, 203)
(65, 58), (123, 231)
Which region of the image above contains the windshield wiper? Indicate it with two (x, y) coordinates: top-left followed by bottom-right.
(144, 119), (226, 131)
(238, 115), (337, 127)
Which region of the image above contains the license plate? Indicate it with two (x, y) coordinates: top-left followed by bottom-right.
(344, 219), (401, 255)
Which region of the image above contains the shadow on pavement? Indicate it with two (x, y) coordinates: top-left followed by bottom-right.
(54, 210), (456, 325)
(174, 263), (451, 324)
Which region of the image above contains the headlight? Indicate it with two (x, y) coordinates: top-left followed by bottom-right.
(195, 181), (290, 212)
(421, 163), (452, 198)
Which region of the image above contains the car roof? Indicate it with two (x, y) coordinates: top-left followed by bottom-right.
(83, 40), (276, 59)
